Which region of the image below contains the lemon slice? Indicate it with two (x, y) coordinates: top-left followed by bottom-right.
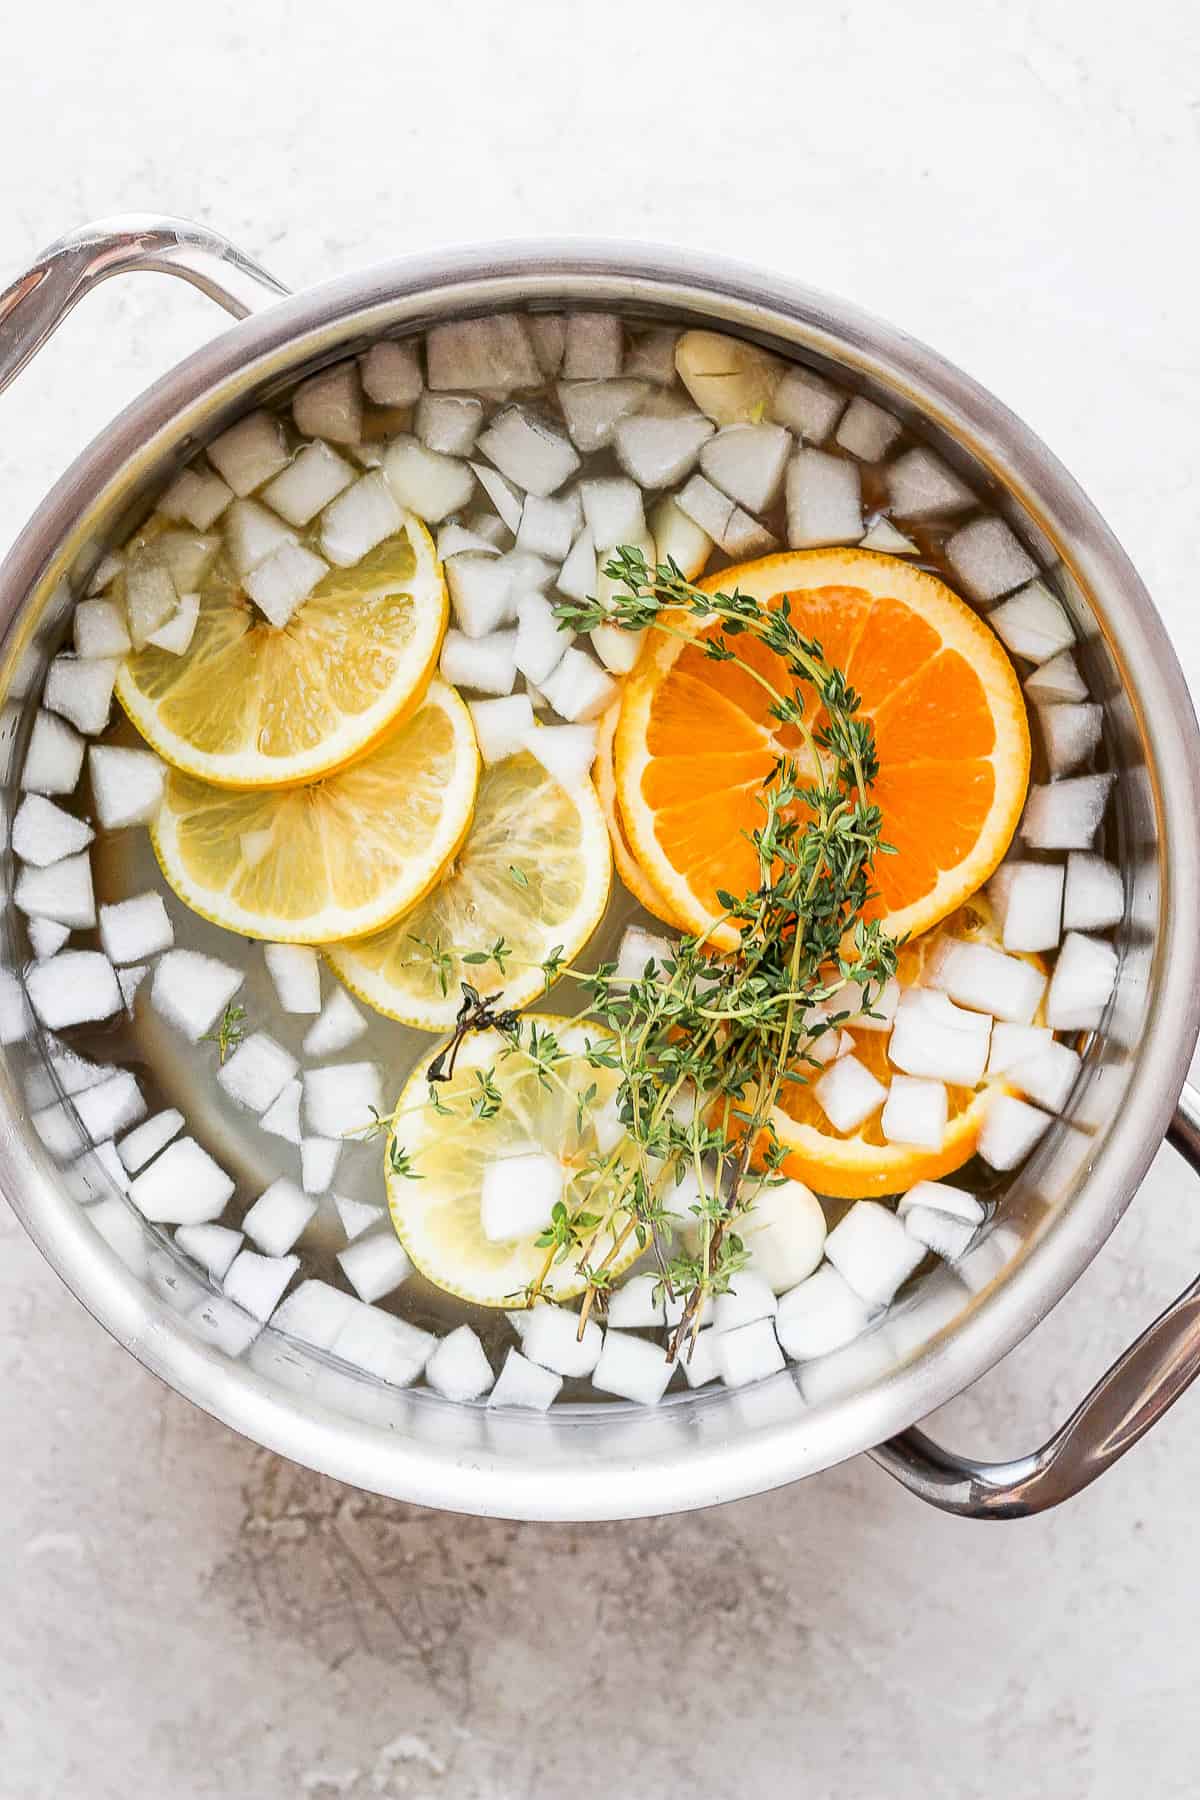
(116, 512), (447, 787)
(151, 681), (479, 942)
(386, 1016), (641, 1307)
(326, 748), (612, 1031)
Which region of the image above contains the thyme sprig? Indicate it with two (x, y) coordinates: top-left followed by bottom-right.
(202, 1001), (248, 1065)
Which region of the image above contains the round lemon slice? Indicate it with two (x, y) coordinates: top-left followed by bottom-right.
(386, 1017), (642, 1307)
(326, 748), (612, 1031)
(116, 512), (447, 787)
(151, 680), (479, 942)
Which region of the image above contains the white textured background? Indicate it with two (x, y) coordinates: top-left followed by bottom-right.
(2, 4), (1199, 1795)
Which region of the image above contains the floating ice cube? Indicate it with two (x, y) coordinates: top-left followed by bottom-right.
(813, 1054), (887, 1133)
(470, 462), (524, 533)
(903, 1204), (977, 1261)
(129, 1137), (235, 1224)
(1020, 774), (1113, 850)
(258, 1077), (302, 1144)
(15, 851), (95, 929)
(539, 646), (617, 722)
(303, 1062), (381, 1137)
(151, 949), (243, 1041)
(118, 964), (148, 1011)
(44, 654), (118, 736)
(477, 408), (580, 499)
(425, 1324), (495, 1401)
(986, 1022), (1053, 1076)
(606, 1273), (666, 1329)
(334, 1194), (384, 1242)
(927, 938), (1046, 1024)
(88, 1196), (149, 1280)
(271, 1279), (359, 1349)
(446, 554), (515, 638)
(0, 970), (29, 1045)
(263, 942), (321, 1014)
(146, 590), (200, 655)
(512, 496), (575, 565)
(998, 863), (1064, 954)
(22, 711), (85, 796)
(73, 596), (131, 660)
(319, 471), (403, 567)
(260, 440), (354, 527)
(437, 521), (502, 562)
(978, 1094), (1053, 1171)
(27, 918), (70, 959)
(1062, 851), (1122, 932)
(786, 449), (863, 548)
(86, 550), (125, 595)
(88, 744), (163, 831)
(223, 498), (295, 576)
(562, 313), (623, 381)
(330, 1303), (436, 1388)
(554, 526), (597, 606)
(522, 721), (597, 789)
(515, 592), (572, 686)
(825, 1200), (925, 1306)
(156, 530), (219, 592)
(207, 410), (289, 495)
(674, 471), (735, 544)
(528, 315), (566, 377)
(292, 364), (363, 445)
(124, 552), (179, 647)
(623, 327), (678, 385)
(614, 412), (715, 489)
(888, 990), (991, 1085)
(117, 1107), (184, 1172)
(614, 925), (674, 983)
(859, 515), (918, 555)
(1024, 650), (1088, 704)
(426, 316), (541, 393)
(1038, 702), (1102, 776)
(886, 447), (975, 519)
(74, 1071), (145, 1143)
(302, 990), (367, 1059)
(224, 1249), (299, 1321)
(557, 379), (648, 453)
(337, 1229), (414, 1303)
(835, 396), (903, 462)
(522, 1304), (603, 1377)
(213, 1032), (295, 1116)
(1045, 930), (1118, 1031)
(415, 393), (484, 458)
(770, 366), (846, 442)
(300, 1136), (342, 1195)
(159, 463), (234, 531)
(712, 1271), (778, 1332)
(676, 1327), (721, 1388)
(699, 422), (791, 513)
(361, 339), (423, 406)
(440, 626), (517, 695)
(488, 1346), (562, 1409)
(480, 1151), (562, 1244)
(713, 1317), (786, 1390)
(468, 695), (534, 764)
(945, 515), (1038, 603)
(1007, 1040), (1082, 1113)
(176, 1222), (244, 1282)
(98, 892), (174, 964)
(27, 951), (121, 1028)
(989, 581), (1074, 664)
(592, 1330), (675, 1404)
(881, 1075), (948, 1150)
(244, 541), (328, 628)
(383, 437), (475, 522)
(896, 1180), (984, 1225)
(242, 1177), (317, 1256)
(579, 477), (646, 551)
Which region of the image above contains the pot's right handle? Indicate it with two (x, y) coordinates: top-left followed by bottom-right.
(870, 1078), (1200, 1517)
(0, 214), (291, 398)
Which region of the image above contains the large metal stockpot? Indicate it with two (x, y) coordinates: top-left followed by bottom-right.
(1, 215), (1199, 1523)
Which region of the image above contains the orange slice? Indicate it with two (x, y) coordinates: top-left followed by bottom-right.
(614, 548), (1030, 952)
(593, 704), (690, 932)
(763, 901), (1034, 1199)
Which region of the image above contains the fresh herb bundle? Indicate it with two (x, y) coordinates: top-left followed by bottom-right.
(383, 547), (897, 1359)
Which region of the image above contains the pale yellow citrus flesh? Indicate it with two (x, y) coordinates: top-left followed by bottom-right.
(116, 513), (447, 788)
(386, 1018), (641, 1307)
(151, 680), (479, 943)
(615, 548), (1031, 954)
(326, 749), (612, 1031)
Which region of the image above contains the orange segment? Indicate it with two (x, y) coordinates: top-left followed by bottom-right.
(614, 548), (1030, 951)
(593, 706), (692, 931)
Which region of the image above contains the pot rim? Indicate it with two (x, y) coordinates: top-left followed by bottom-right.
(2, 235), (1198, 1519)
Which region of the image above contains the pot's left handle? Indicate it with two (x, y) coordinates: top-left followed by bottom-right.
(0, 214), (291, 398)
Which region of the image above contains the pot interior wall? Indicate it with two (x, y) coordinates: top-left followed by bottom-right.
(0, 274), (1173, 1516)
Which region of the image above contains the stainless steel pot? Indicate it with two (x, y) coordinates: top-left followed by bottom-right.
(2, 214), (1199, 1523)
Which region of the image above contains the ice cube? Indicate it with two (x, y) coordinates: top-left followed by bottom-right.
(15, 851), (95, 929)
(770, 365), (846, 441)
(539, 646), (617, 723)
(522, 722), (597, 789)
(415, 393), (484, 457)
(155, 529), (219, 592)
(1007, 1040), (1082, 1113)
(425, 1324), (495, 1401)
(562, 313), (623, 381)
(1025, 650), (1088, 704)
(319, 471), (403, 567)
(263, 942), (321, 1014)
(676, 1327), (721, 1388)
(242, 1177), (317, 1256)
(0, 969), (29, 1045)
(27, 951), (121, 1028)
(945, 515), (1038, 603)
(888, 990), (992, 1085)
(292, 363), (363, 445)
(470, 461), (524, 533)
(258, 1078), (302, 1144)
(217, 1032), (299, 1114)
(97, 892), (174, 964)
(302, 990), (367, 1059)
(903, 1205), (977, 1261)
(480, 1151), (562, 1244)
(446, 554), (515, 638)
(528, 315), (566, 377)
(207, 411), (289, 495)
(987, 1022), (1053, 1076)
(886, 448), (975, 518)
(334, 1194), (384, 1242)
(330, 1303), (435, 1388)
(999, 863), (1064, 953)
(74, 1071), (145, 1143)
(978, 1094), (1053, 1171)
(713, 1317), (785, 1390)
(712, 1271), (778, 1332)
(22, 711), (85, 796)
(614, 925), (675, 983)
(623, 327), (678, 385)
(300, 1136), (342, 1195)
(440, 627), (517, 695)
(44, 654), (118, 736)
(786, 448), (863, 548)
(557, 379), (647, 453)
(488, 1346), (562, 1409)
(117, 1107), (185, 1173)
(699, 422), (791, 513)
(88, 1196), (149, 1280)
(303, 1062), (382, 1137)
(1063, 851), (1122, 932)
(896, 1180), (984, 1225)
(224, 1249), (299, 1321)
(151, 948), (243, 1041)
(86, 549), (125, 595)
(592, 1330), (675, 1404)
(1021, 774), (1113, 850)
(271, 1279), (358, 1349)
(88, 745), (164, 830)
(989, 581), (1075, 664)
(468, 695), (534, 764)
(813, 1054), (887, 1133)
(244, 541), (328, 628)
(674, 471), (735, 543)
(124, 552), (179, 647)
(175, 1222), (244, 1282)
(261, 440), (354, 527)
(383, 437), (475, 522)
(336, 1229), (414, 1303)
(834, 396), (903, 462)
(825, 1200), (925, 1306)
(522, 1304), (603, 1378)
(515, 592), (572, 685)
(928, 938), (1047, 1024)
(859, 515), (918, 555)
(426, 316), (541, 392)
(223, 498), (295, 576)
(146, 590), (200, 655)
(554, 526), (597, 606)
(613, 412), (715, 489)
(1045, 930), (1117, 1030)
(159, 463), (234, 531)
(1038, 703), (1103, 776)
(361, 339), (423, 406)
(129, 1137), (235, 1224)
(28, 918), (70, 959)
(73, 596), (131, 660)
(476, 408), (580, 499)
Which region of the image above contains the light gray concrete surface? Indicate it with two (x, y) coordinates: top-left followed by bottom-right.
(3, 2), (1200, 1794)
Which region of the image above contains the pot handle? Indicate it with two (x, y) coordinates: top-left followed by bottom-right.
(0, 214), (290, 398)
(870, 1078), (1200, 1517)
